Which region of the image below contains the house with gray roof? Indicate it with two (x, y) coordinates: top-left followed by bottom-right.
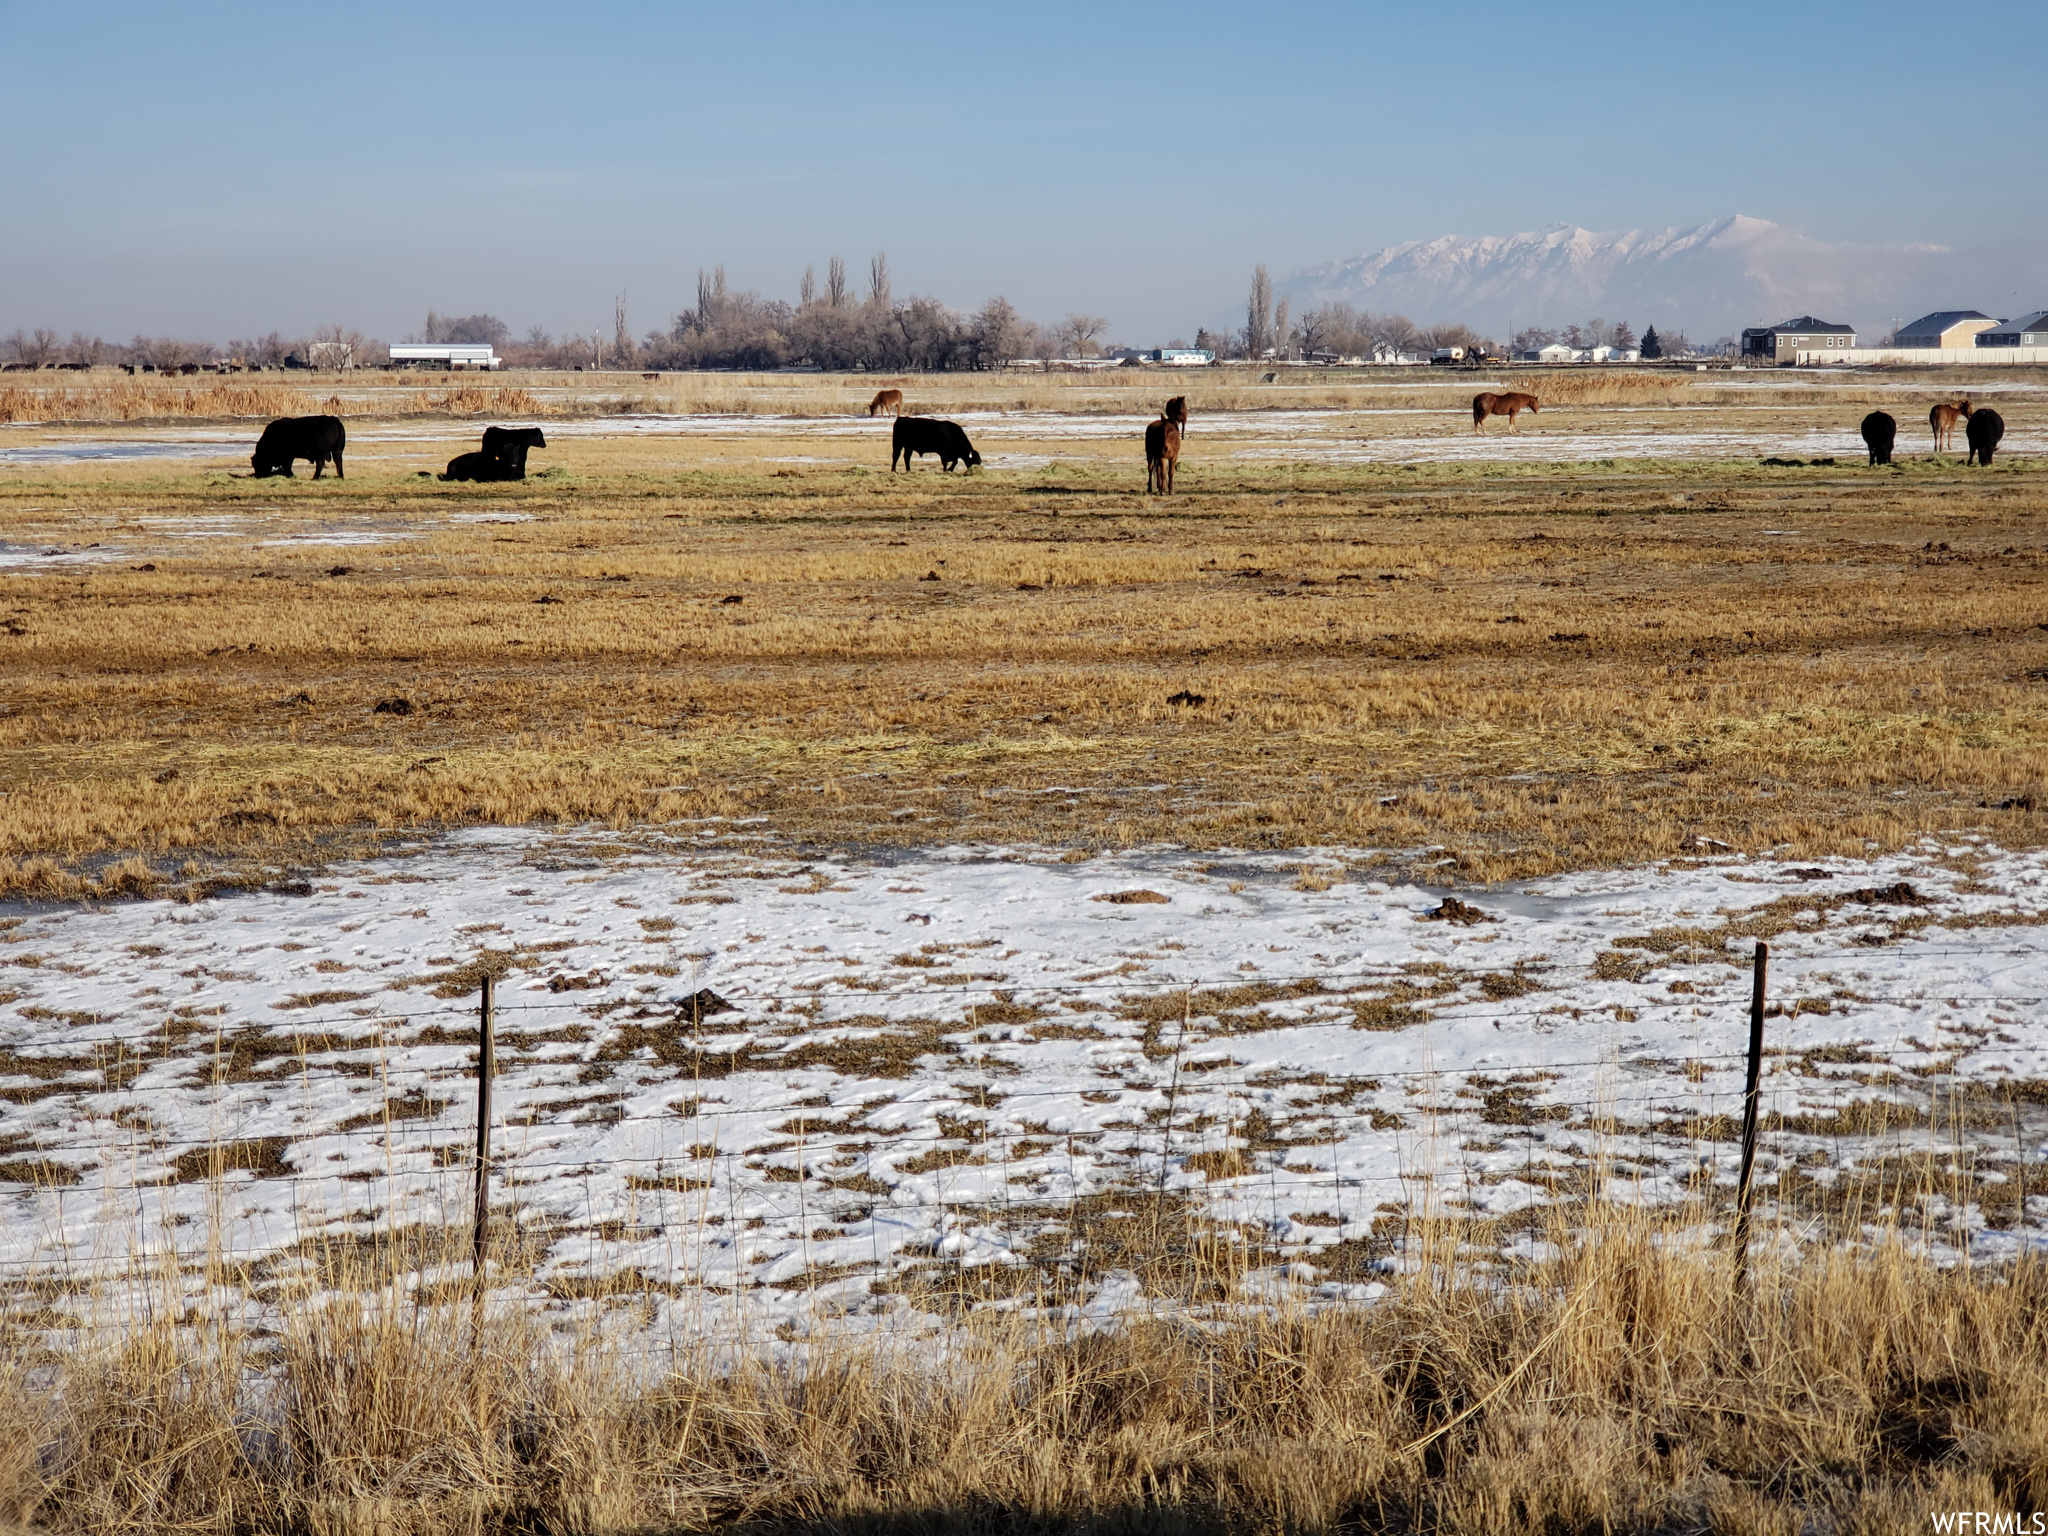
(1895, 310), (1995, 348)
(1740, 316), (1856, 365)
(1976, 311), (2048, 347)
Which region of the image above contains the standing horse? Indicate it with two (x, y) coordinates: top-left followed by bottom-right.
(1145, 416), (1181, 493)
(1472, 391), (1539, 433)
(868, 388), (904, 417)
(1929, 399), (1971, 453)
(1162, 395), (1188, 431)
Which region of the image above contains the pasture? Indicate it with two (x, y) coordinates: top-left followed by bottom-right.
(1, 367), (2047, 1533)
(1, 368), (2045, 889)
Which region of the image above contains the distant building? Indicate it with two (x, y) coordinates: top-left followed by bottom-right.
(1976, 311), (2048, 347)
(389, 343), (501, 370)
(1895, 310), (1995, 349)
(1148, 348), (1214, 366)
(1740, 316), (1856, 365)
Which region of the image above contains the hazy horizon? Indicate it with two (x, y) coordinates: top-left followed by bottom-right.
(3, 0), (2044, 347)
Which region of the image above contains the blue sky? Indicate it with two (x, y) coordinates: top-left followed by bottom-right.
(2, 0), (2043, 344)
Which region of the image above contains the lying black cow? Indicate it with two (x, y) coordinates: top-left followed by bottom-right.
(891, 416), (981, 472)
(251, 415), (345, 478)
(1860, 410), (1896, 466)
(1966, 408), (2005, 466)
(440, 451), (520, 482)
(441, 424), (548, 481)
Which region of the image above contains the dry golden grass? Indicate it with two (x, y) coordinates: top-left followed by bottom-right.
(1, 1202), (2041, 1533)
(3, 417), (2047, 889)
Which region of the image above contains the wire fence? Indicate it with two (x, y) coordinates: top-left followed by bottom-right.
(2, 948), (2039, 1295)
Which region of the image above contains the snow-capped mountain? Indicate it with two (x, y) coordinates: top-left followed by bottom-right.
(1277, 217), (1960, 339)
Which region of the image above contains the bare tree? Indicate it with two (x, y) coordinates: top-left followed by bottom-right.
(697, 268), (733, 330)
(1058, 313), (1108, 357)
(1371, 312), (1420, 358)
(827, 256), (846, 308)
(65, 331), (108, 367)
(1295, 307), (1328, 358)
(6, 329), (58, 367)
(973, 296), (1023, 368)
(1246, 266), (1274, 358)
(614, 293), (635, 365)
(1273, 295), (1291, 360)
(869, 252), (891, 308)
(800, 265), (816, 308)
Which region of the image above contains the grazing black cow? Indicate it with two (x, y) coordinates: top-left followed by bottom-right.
(1860, 410), (1897, 466)
(481, 425), (546, 475)
(251, 415), (345, 479)
(1966, 408), (2005, 466)
(439, 451), (522, 482)
(891, 416), (981, 472)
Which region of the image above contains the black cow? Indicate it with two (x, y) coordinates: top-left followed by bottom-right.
(891, 416), (981, 472)
(441, 425), (548, 482)
(440, 451), (521, 482)
(251, 415), (345, 479)
(1860, 410), (1897, 466)
(481, 425), (546, 476)
(1966, 408), (2005, 466)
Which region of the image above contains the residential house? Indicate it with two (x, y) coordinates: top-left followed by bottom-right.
(1739, 316), (1856, 364)
(1976, 312), (2048, 347)
(1895, 310), (1996, 348)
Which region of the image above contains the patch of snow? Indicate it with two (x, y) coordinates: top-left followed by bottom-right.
(0, 832), (2043, 1341)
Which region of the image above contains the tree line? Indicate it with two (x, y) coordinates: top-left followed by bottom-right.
(3, 259), (1720, 372)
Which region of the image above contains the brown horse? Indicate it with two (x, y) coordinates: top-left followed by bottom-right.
(1929, 399), (1971, 453)
(867, 388), (904, 417)
(1162, 395), (1188, 431)
(1472, 391), (1539, 433)
(1145, 416), (1181, 493)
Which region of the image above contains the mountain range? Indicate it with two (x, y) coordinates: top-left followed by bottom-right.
(1275, 216), (1971, 341)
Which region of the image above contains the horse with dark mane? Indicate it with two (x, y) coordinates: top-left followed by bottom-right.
(868, 389), (904, 417)
(1472, 391), (1539, 433)
(1929, 399), (1971, 453)
(1163, 395), (1188, 430)
(1145, 415), (1181, 493)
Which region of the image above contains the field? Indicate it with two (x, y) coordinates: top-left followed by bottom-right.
(1, 367), (2046, 1532)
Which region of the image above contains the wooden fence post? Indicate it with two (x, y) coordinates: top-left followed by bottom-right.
(1733, 941), (1768, 1294)
(473, 972), (495, 1288)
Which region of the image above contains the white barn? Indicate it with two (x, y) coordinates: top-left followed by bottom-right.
(389, 343), (502, 371)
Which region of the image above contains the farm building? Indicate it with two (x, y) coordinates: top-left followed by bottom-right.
(1740, 316), (1856, 364)
(1147, 348), (1214, 366)
(388, 343), (501, 370)
(1976, 312), (2048, 348)
(1895, 311), (1995, 349)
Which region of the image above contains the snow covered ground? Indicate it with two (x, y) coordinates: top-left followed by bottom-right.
(2, 832), (2044, 1337)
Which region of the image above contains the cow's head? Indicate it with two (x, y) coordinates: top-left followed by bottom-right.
(250, 455), (289, 479)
